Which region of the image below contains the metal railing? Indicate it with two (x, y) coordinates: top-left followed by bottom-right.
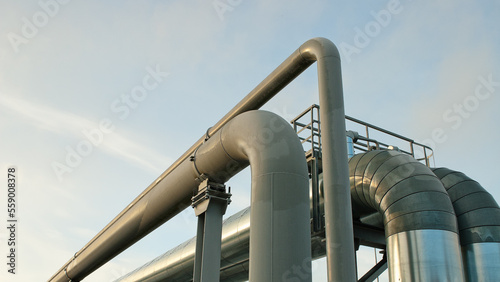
(291, 104), (322, 159)
(291, 104), (435, 167)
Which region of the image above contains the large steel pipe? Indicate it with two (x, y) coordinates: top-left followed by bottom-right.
(116, 208), (251, 282)
(116, 187), (333, 282)
(432, 168), (500, 282)
(49, 111), (310, 282)
(195, 110), (311, 281)
(50, 37), (354, 282)
(349, 150), (465, 281)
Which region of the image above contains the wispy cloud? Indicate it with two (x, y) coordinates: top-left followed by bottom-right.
(0, 95), (173, 175)
(0, 93), (93, 135)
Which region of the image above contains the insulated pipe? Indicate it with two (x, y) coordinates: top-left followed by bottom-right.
(432, 168), (500, 282)
(349, 150), (464, 281)
(50, 37), (354, 282)
(49, 111), (310, 282)
(116, 190), (333, 282)
(195, 110), (311, 281)
(117, 206), (330, 282)
(116, 208), (251, 282)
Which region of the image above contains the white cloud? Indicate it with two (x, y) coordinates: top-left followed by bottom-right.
(0, 94), (173, 176)
(0, 1), (498, 281)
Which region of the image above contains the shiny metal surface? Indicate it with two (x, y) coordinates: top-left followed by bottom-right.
(462, 242), (500, 282)
(349, 151), (464, 281)
(348, 150), (457, 236)
(117, 208), (250, 282)
(120, 205), (327, 282)
(116, 205), (331, 282)
(388, 230), (464, 282)
(121, 151), (475, 282)
(50, 38), (354, 282)
(116, 191), (390, 282)
(432, 168), (500, 281)
(50, 111), (309, 282)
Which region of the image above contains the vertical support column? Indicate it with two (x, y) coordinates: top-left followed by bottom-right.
(309, 152), (323, 233)
(192, 179), (231, 282)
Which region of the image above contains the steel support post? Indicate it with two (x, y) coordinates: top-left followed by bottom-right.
(358, 253), (387, 282)
(309, 153), (322, 233)
(192, 179), (231, 282)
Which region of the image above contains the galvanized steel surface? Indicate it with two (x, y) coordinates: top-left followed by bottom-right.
(348, 150), (458, 235)
(462, 243), (500, 282)
(387, 230), (464, 282)
(432, 168), (500, 244)
(349, 150), (465, 281)
(117, 208), (250, 282)
(432, 168), (500, 281)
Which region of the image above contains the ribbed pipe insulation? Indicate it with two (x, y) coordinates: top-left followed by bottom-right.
(119, 151), (477, 282)
(432, 168), (500, 282)
(349, 150), (464, 281)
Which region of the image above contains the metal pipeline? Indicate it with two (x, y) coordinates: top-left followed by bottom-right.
(432, 168), (500, 282)
(122, 152), (495, 282)
(116, 208), (251, 282)
(116, 204), (331, 282)
(349, 150), (465, 281)
(116, 176), (336, 282)
(49, 110), (310, 282)
(50, 37), (354, 282)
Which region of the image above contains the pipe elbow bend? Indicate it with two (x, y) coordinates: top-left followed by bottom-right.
(432, 168), (500, 244)
(349, 150), (457, 237)
(193, 110), (308, 183)
(299, 37), (341, 62)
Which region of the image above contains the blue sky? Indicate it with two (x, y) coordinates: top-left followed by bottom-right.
(1, 1), (499, 281)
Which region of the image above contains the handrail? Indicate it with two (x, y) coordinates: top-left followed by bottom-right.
(291, 104), (435, 167)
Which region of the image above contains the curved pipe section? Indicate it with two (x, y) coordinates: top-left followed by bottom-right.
(50, 37), (353, 282)
(49, 111), (310, 282)
(349, 150), (464, 281)
(195, 110), (311, 281)
(432, 168), (500, 282)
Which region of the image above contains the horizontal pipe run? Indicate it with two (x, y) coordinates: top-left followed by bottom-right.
(49, 111), (310, 281)
(116, 206), (387, 282)
(50, 37), (354, 282)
